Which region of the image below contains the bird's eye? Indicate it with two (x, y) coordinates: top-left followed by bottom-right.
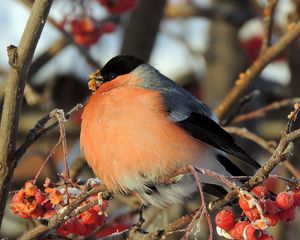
(108, 73), (117, 80)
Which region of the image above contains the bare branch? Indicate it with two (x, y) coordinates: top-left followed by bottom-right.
(215, 21), (300, 120)
(260, 0), (278, 53)
(0, 0), (53, 229)
(231, 98), (300, 124)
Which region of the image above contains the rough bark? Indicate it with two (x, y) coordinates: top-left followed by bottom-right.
(0, 0), (53, 229)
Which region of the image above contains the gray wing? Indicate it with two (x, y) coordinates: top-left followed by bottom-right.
(138, 67), (260, 169)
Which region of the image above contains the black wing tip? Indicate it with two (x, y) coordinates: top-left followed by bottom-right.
(202, 183), (228, 197)
(233, 147), (261, 169)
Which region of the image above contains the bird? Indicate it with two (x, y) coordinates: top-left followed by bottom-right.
(80, 55), (260, 207)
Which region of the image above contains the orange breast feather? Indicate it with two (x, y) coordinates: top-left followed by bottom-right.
(80, 75), (203, 192)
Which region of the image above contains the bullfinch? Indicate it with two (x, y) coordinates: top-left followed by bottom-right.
(80, 55), (260, 207)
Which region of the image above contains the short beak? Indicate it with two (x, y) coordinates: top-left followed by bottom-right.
(88, 69), (103, 93)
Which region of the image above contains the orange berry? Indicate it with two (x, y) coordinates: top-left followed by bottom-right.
(215, 210), (235, 231)
(239, 197), (250, 210)
(264, 214), (279, 226)
(12, 190), (25, 203)
(230, 221), (249, 239)
(24, 181), (38, 196)
(81, 209), (98, 225)
(251, 186), (269, 199)
(276, 192), (294, 209)
(244, 224), (260, 240)
(244, 207), (260, 221)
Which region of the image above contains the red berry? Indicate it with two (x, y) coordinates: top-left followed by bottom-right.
(102, 22), (116, 33)
(95, 223), (131, 238)
(265, 200), (279, 215)
(18, 212), (30, 219)
(34, 190), (45, 204)
(215, 210), (235, 231)
(240, 36), (262, 63)
(251, 186), (269, 199)
(292, 190), (300, 206)
(43, 209), (57, 219)
(264, 214), (279, 226)
(81, 209), (98, 225)
(24, 181), (38, 196)
(56, 220), (75, 237)
(31, 206), (45, 219)
(278, 207), (296, 222)
(12, 190), (25, 203)
(70, 18), (102, 47)
(239, 197), (250, 210)
(73, 220), (89, 236)
(258, 233), (274, 240)
(276, 192), (294, 209)
(96, 214), (106, 227)
(230, 221), (249, 239)
(244, 207), (260, 221)
(43, 201), (53, 210)
(244, 224), (260, 240)
(98, 0), (137, 14)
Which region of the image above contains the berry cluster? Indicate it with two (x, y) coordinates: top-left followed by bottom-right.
(58, 0), (138, 47)
(97, 0), (138, 14)
(56, 200), (107, 237)
(10, 179), (108, 237)
(62, 17), (116, 47)
(215, 185), (300, 240)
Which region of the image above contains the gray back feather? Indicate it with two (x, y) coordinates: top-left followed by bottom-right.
(134, 64), (217, 122)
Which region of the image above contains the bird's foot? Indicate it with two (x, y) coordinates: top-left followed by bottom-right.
(133, 204), (148, 234)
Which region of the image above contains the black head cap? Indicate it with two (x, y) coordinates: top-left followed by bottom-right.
(100, 55), (145, 82)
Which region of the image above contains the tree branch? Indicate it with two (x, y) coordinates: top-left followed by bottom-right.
(0, 0), (53, 229)
(230, 98), (300, 124)
(214, 21), (300, 120)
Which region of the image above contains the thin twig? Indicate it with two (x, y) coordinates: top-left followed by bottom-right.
(188, 166), (213, 240)
(215, 21), (300, 120)
(15, 103), (83, 162)
(33, 140), (62, 184)
(231, 98), (300, 124)
(221, 90), (261, 126)
(225, 126), (300, 178)
(260, 0), (278, 53)
(50, 109), (70, 180)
